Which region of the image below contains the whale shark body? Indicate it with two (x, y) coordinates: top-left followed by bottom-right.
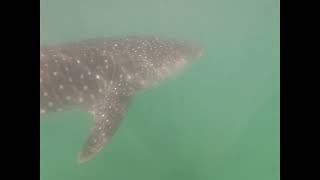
(40, 36), (202, 163)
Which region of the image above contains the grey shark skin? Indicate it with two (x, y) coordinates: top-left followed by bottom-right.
(40, 36), (202, 163)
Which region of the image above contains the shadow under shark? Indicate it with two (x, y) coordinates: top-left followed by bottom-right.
(40, 36), (203, 163)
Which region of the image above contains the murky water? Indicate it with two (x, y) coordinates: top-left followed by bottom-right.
(40, 0), (279, 179)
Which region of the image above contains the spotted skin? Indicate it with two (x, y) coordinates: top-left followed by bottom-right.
(40, 36), (202, 163)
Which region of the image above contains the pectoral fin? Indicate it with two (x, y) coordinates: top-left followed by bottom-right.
(78, 94), (131, 164)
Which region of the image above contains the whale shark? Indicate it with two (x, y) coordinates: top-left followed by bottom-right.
(40, 36), (202, 163)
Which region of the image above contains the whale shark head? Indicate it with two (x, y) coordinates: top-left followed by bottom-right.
(114, 36), (203, 89)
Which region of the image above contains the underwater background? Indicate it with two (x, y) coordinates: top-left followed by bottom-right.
(40, 0), (280, 179)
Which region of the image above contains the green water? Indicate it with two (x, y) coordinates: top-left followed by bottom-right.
(40, 0), (280, 179)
